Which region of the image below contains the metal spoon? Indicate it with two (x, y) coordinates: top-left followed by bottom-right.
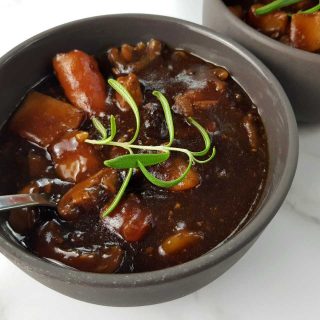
(0, 194), (56, 212)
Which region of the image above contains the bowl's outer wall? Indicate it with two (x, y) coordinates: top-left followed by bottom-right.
(203, 0), (320, 123)
(0, 237), (256, 306)
(0, 15), (298, 306)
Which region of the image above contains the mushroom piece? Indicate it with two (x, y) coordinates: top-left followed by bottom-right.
(8, 179), (71, 234)
(34, 220), (123, 273)
(243, 113), (260, 152)
(57, 168), (119, 221)
(108, 39), (162, 75)
(49, 131), (102, 183)
(173, 85), (222, 117)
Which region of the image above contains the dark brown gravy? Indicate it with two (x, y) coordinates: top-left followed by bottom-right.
(0, 40), (268, 273)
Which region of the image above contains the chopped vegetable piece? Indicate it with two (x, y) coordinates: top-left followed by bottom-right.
(8, 179), (71, 234)
(10, 92), (83, 147)
(290, 12), (320, 52)
(248, 4), (289, 37)
(159, 230), (204, 255)
(151, 157), (201, 191)
(53, 50), (107, 115)
(103, 194), (153, 242)
(49, 131), (102, 183)
(115, 73), (143, 111)
(213, 67), (230, 81)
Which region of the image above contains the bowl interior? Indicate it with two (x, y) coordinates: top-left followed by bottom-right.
(0, 14), (298, 285)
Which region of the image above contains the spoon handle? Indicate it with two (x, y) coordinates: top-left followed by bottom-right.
(0, 194), (56, 212)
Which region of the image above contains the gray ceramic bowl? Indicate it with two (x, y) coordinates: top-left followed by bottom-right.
(203, 0), (320, 123)
(0, 14), (298, 306)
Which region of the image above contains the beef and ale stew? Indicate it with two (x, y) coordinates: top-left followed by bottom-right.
(225, 0), (320, 53)
(0, 39), (268, 273)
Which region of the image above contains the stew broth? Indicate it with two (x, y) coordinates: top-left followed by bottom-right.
(0, 40), (268, 273)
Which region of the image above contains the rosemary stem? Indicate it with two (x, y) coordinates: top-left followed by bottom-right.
(107, 141), (193, 159)
(255, 0), (302, 15)
(101, 148), (134, 217)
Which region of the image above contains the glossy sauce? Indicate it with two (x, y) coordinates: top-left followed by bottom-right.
(0, 40), (268, 273)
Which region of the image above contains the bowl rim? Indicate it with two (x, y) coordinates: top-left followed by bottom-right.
(214, 0), (320, 62)
(0, 13), (298, 288)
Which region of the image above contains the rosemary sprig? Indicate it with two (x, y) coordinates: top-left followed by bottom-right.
(255, 0), (305, 15)
(108, 79), (140, 144)
(105, 152), (134, 216)
(86, 79), (216, 217)
(152, 91), (174, 147)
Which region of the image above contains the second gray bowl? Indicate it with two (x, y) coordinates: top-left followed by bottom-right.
(203, 0), (320, 123)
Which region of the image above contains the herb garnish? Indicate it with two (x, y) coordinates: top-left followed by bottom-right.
(86, 79), (216, 217)
(255, 0), (320, 15)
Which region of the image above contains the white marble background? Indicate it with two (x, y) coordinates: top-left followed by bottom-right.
(0, 1), (319, 319)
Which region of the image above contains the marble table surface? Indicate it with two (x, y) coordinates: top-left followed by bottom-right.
(0, 1), (319, 319)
